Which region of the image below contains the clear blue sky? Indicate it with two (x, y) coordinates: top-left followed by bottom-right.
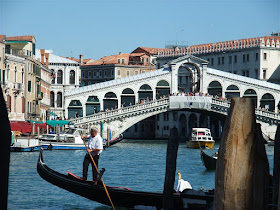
(0, 0), (279, 60)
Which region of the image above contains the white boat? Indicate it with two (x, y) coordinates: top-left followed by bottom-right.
(186, 128), (215, 149)
(39, 128), (87, 150)
(11, 137), (41, 152)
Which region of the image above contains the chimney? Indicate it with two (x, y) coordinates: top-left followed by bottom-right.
(80, 54), (83, 65)
(40, 49), (45, 64)
(45, 53), (49, 68)
(119, 52), (122, 55)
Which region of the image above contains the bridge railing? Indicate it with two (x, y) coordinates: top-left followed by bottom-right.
(71, 98), (169, 125)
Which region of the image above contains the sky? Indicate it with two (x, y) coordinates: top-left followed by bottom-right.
(0, 0), (279, 60)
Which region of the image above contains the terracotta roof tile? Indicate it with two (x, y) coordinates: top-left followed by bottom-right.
(132, 47), (166, 55)
(86, 53), (130, 65)
(6, 35), (35, 41)
(0, 35), (6, 41)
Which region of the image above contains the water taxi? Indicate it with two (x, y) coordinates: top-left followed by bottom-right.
(186, 128), (215, 149)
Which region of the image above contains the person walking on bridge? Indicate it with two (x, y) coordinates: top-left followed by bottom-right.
(82, 126), (103, 181)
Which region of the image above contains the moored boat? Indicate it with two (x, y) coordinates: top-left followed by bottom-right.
(11, 137), (41, 152)
(37, 149), (214, 209)
(200, 150), (217, 170)
(187, 128), (215, 149)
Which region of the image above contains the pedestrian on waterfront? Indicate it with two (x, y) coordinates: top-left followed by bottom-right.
(82, 126), (103, 181)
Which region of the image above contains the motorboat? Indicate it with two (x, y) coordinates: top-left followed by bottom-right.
(186, 128), (215, 149)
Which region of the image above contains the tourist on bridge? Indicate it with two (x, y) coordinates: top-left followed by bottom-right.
(82, 127), (103, 181)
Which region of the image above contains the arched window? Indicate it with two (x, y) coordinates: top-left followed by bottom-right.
(57, 70), (63, 84)
(69, 70), (75, 85)
(57, 92), (62, 107)
(50, 91), (54, 107)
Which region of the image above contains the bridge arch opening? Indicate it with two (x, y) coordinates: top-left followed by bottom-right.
(86, 96), (100, 115)
(225, 85), (240, 99)
(104, 92), (118, 110)
(188, 113), (198, 137)
(179, 113), (187, 139)
(243, 89), (257, 108)
(260, 93), (275, 112)
(208, 81), (222, 97)
(121, 88), (135, 106)
(68, 100), (83, 118)
(156, 80), (170, 99)
(178, 66), (193, 93)
(138, 84), (153, 102)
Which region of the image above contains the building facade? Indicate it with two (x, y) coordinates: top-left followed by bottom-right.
(35, 49), (80, 119)
(81, 52), (156, 86)
(157, 35), (280, 83)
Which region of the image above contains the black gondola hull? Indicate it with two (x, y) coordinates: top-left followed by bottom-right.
(37, 149), (213, 209)
(200, 150), (217, 170)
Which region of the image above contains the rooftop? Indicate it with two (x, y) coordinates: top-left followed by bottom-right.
(35, 49), (79, 64)
(6, 35), (35, 42)
(65, 67), (170, 97)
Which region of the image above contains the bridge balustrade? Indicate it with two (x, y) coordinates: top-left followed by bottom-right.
(70, 96), (280, 126)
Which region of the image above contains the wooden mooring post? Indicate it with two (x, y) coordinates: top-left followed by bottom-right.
(273, 125), (280, 209)
(214, 97), (269, 210)
(163, 127), (179, 210)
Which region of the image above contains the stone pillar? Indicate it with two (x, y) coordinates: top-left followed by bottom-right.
(117, 96), (121, 109)
(135, 93), (139, 104)
(170, 64), (178, 94)
(201, 63), (208, 93)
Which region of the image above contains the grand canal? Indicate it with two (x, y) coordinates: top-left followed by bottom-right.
(8, 140), (274, 209)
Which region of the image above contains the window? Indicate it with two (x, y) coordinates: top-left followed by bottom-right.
(57, 92), (62, 107)
(256, 53), (259, 61)
(146, 58), (149, 63)
(28, 81), (31, 92)
(117, 59), (120, 63)
(255, 69), (258, 78)
(117, 70), (121, 76)
(82, 71), (85, 78)
(69, 70), (75, 84)
(218, 57), (220, 65)
(242, 71), (246, 76)
(88, 81), (91, 85)
(57, 70), (63, 84)
(93, 71), (96, 77)
(141, 58), (144, 63)
(247, 54), (249, 62)
(122, 58), (125, 64)
(111, 70), (114, 77)
(246, 71), (249, 77)
(263, 69), (267, 79)
(211, 58), (214, 65)
(222, 57), (224, 64)
(243, 55), (246, 62)
(126, 70), (130, 76)
(164, 112), (169, 121)
(88, 71), (92, 78)
(234, 55), (237, 63)
(104, 70), (107, 78)
(229, 56), (232, 64)
(135, 70), (138, 75)
(264, 53), (267, 60)
(99, 70), (102, 77)
(50, 91), (54, 107)
(157, 114), (160, 121)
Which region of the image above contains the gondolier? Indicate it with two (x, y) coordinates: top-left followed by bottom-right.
(82, 126), (103, 181)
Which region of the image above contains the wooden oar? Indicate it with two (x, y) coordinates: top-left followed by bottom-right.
(82, 139), (115, 210)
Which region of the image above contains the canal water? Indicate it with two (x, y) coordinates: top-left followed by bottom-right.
(8, 140), (274, 209)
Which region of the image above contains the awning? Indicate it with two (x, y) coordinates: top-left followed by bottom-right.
(49, 111), (57, 116)
(30, 120), (44, 124)
(46, 120), (70, 127)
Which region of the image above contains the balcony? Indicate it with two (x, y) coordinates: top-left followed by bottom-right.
(13, 83), (23, 91)
(5, 48), (32, 57)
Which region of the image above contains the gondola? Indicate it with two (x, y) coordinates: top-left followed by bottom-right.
(37, 149), (214, 209)
(200, 150), (217, 170)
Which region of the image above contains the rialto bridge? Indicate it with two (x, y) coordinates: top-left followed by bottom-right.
(65, 55), (280, 140)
